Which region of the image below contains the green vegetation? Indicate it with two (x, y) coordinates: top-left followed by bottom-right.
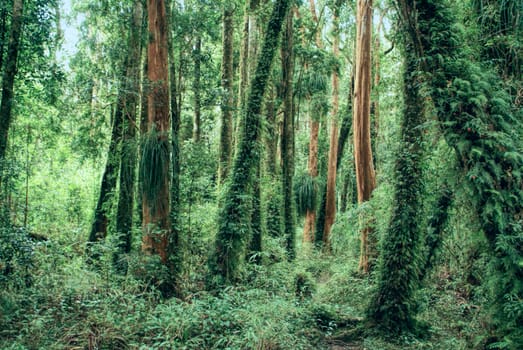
(1, 0), (521, 348)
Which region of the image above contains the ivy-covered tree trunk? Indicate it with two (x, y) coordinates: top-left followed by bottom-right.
(218, 5), (235, 185)
(142, 0), (171, 264)
(397, 0), (523, 344)
(0, 0), (23, 161)
(281, 7), (295, 259)
(212, 0), (291, 282)
(114, 0), (143, 269)
(366, 42), (425, 334)
(353, 0), (376, 272)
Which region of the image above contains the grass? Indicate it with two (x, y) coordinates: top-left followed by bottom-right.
(0, 221), (489, 350)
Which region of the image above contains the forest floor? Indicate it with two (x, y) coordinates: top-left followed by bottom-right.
(0, 229), (488, 349)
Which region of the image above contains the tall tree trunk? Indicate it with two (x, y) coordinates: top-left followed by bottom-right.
(322, 0), (341, 249)
(167, 0), (181, 288)
(353, 0), (376, 272)
(303, 0), (322, 243)
(0, 5), (8, 75)
(212, 0), (291, 282)
(0, 0), (24, 162)
(302, 119), (319, 242)
(218, 5), (235, 185)
(114, 0), (143, 270)
(142, 0), (171, 264)
(248, 161), (262, 264)
(281, 7), (295, 259)
(367, 44), (424, 334)
(87, 88), (123, 252)
(192, 37), (201, 143)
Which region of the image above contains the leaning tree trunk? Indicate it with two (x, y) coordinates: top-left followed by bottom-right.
(397, 0), (523, 344)
(87, 78), (124, 251)
(353, 0), (376, 272)
(212, 0), (291, 282)
(218, 5), (235, 185)
(0, 0), (24, 162)
(281, 7), (295, 259)
(142, 0), (171, 264)
(114, 0), (143, 270)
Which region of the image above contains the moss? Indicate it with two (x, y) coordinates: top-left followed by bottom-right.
(212, 0), (292, 282)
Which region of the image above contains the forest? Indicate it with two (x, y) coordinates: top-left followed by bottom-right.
(0, 0), (521, 348)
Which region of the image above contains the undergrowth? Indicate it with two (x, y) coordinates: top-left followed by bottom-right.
(0, 218), (490, 350)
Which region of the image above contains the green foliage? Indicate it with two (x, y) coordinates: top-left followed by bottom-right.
(140, 129), (171, 217)
(294, 172), (319, 217)
(396, 0), (523, 346)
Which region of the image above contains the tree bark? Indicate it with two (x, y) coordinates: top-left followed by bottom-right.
(114, 0), (143, 270)
(353, 0), (376, 272)
(302, 0), (322, 243)
(167, 0), (181, 289)
(322, 0), (341, 250)
(0, 0), (24, 161)
(281, 8), (295, 259)
(87, 86), (123, 251)
(192, 37), (201, 143)
(213, 0), (291, 282)
(142, 0), (171, 264)
(0, 5), (8, 75)
(218, 5), (235, 185)
(303, 119), (319, 242)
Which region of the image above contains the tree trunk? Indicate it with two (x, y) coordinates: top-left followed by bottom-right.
(167, 0), (181, 289)
(114, 0), (143, 270)
(367, 43), (424, 334)
(142, 0), (171, 264)
(302, 0), (322, 244)
(281, 7), (295, 259)
(192, 37), (201, 143)
(0, 0), (24, 161)
(322, 1), (341, 250)
(87, 88), (123, 252)
(218, 5), (235, 185)
(353, 0), (376, 272)
(0, 5), (8, 75)
(212, 0), (291, 282)
(302, 119), (318, 242)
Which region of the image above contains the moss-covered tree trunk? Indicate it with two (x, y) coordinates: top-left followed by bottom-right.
(353, 0), (376, 272)
(142, 0), (171, 264)
(0, 0), (23, 162)
(366, 43), (425, 334)
(212, 0), (291, 282)
(398, 0), (523, 343)
(114, 0), (143, 269)
(218, 5), (235, 185)
(281, 7), (295, 259)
